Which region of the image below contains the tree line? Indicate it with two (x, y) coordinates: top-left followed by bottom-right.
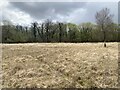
(1, 8), (120, 44)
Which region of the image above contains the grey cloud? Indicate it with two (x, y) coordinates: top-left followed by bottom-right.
(118, 1), (120, 24)
(73, 2), (118, 24)
(10, 2), (86, 20)
(2, 1), (118, 25)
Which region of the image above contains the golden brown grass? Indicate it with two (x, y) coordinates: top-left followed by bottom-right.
(2, 42), (118, 88)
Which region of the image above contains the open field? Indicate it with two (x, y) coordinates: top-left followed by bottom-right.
(1, 43), (119, 88)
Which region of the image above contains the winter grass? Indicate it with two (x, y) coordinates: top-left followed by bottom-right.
(2, 42), (118, 88)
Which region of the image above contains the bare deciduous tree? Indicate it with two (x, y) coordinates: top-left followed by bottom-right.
(32, 22), (38, 41)
(58, 22), (63, 42)
(45, 19), (52, 42)
(95, 8), (113, 47)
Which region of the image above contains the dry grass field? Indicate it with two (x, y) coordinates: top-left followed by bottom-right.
(1, 43), (119, 88)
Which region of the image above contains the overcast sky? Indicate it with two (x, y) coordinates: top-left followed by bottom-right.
(0, 0), (119, 25)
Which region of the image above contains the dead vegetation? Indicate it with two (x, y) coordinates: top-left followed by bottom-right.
(1, 43), (118, 88)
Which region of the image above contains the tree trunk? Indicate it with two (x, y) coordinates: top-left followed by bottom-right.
(103, 28), (106, 47)
(46, 24), (49, 42)
(33, 23), (37, 42)
(59, 23), (62, 42)
(41, 24), (44, 42)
